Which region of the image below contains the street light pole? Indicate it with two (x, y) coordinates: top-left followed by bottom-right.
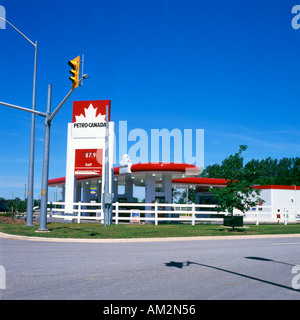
(26, 40), (38, 227)
(0, 17), (38, 227)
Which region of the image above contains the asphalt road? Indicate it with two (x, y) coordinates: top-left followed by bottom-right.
(0, 236), (300, 300)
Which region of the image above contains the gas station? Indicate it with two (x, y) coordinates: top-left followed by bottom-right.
(47, 99), (300, 223)
(49, 161), (226, 206)
(48, 99), (216, 212)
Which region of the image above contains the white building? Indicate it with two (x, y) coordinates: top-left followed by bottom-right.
(253, 185), (300, 214)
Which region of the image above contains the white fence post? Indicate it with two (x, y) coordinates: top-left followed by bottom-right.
(192, 203), (195, 226)
(155, 201), (158, 226)
(77, 202), (81, 224)
(255, 205), (259, 225)
(115, 202), (119, 225)
(284, 208), (288, 225)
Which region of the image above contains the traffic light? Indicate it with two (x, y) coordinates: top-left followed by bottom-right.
(68, 56), (80, 89)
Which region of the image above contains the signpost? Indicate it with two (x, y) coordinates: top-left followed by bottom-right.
(64, 100), (115, 222)
(103, 105), (114, 226)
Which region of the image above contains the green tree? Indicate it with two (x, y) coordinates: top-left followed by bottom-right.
(201, 163), (223, 178)
(210, 145), (264, 228)
(292, 158), (300, 185)
(202, 153), (300, 187)
(7, 198), (27, 219)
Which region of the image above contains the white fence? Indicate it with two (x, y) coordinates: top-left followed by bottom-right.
(47, 202), (300, 225)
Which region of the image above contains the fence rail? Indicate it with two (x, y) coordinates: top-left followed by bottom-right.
(47, 202), (300, 225)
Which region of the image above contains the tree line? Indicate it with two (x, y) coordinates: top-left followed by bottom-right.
(174, 147), (300, 205)
(202, 156), (300, 186)
(0, 198), (41, 213)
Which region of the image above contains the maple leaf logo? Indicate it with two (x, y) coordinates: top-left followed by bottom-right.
(75, 104), (106, 123)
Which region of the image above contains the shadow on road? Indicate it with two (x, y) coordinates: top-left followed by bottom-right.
(164, 260), (300, 293)
(245, 256), (295, 267)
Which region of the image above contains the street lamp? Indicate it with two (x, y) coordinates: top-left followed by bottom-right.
(0, 17), (37, 226)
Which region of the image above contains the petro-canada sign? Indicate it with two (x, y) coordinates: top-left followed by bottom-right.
(71, 100), (111, 175)
(64, 100), (114, 212)
(72, 100), (111, 139)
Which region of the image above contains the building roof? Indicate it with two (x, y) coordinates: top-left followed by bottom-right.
(48, 162), (200, 187)
(48, 165), (299, 190)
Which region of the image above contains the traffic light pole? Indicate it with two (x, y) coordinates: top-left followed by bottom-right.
(0, 101), (46, 117)
(38, 76), (87, 231)
(49, 86), (75, 122)
(38, 85), (52, 231)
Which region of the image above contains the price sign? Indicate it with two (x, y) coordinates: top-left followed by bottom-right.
(74, 149), (103, 175)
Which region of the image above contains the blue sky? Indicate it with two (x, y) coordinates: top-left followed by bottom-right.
(1, 0), (300, 200)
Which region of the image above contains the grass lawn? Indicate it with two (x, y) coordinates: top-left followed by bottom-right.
(1, 218), (300, 239)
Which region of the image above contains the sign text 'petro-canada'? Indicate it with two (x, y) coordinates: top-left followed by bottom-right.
(72, 100), (111, 139)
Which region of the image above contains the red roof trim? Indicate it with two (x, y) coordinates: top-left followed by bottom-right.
(48, 177), (65, 185)
(48, 175), (102, 186)
(172, 177), (227, 186)
(253, 185), (300, 190)
(49, 163), (200, 185)
(131, 162), (199, 173)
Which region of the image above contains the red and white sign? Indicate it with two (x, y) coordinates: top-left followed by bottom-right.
(74, 148), (103, 175)
(72, 100), (111, 139)
(64, 99), (114, 212)
(72, 100), (111, 123)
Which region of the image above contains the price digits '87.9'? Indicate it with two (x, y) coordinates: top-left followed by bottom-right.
(83, 152), (96, 159)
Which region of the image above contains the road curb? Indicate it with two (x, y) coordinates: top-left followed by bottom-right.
(1, 231), (300, 243)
